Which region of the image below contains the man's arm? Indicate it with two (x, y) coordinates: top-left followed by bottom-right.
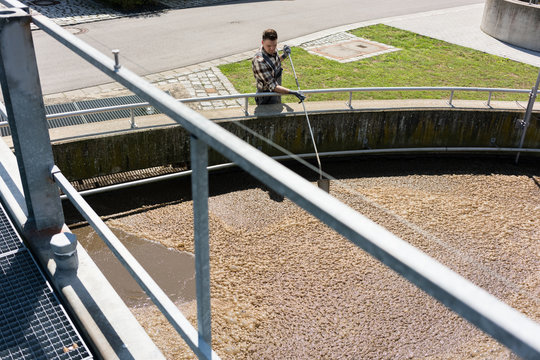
(274, 85), (291, 94)
(252, 55), (305, 101)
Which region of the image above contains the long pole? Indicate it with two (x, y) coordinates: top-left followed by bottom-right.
(515, 68), (540, 164)
(287, 53), (324, 181)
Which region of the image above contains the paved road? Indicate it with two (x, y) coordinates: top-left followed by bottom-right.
(32, 0), (484, 94)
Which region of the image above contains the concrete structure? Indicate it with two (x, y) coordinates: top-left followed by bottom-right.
(49, 102), (540, 181)
(481, 0), (540, 52)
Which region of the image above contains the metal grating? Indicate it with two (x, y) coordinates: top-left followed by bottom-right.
(0, 203), (93, 360)
(46, 103), (86, 129)
(0, 124), (10, 137)
(0, 208), (23, 254)
(75, 94), (154, 123)
(1, 94), (161, 136)
(71, 164), (187, 191)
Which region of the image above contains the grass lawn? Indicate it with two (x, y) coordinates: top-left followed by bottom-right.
(219, 24), (539, 104)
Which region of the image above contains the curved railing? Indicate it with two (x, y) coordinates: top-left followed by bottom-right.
(0, 86), (533, 130)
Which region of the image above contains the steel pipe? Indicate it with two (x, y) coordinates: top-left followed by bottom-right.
(41, 86), (534, 123)
(52, 166), (220, 360)
(59, 147), (540, 199)
(190, 135), (212, 354)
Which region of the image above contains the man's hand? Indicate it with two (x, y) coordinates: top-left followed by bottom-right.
(290, 90), (306, 103)
(282, 45), (291, 58)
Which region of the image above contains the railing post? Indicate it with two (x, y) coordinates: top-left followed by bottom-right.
(347, 91), (353, 109)
(487, 91), (492, 107)
(515, 68), (540, 163)
(244, 97), (249, 116)
(448, 90), (455, 106)
(129, 108), (137, 129)
(190, 134), (212, 356)
(0, 8), (64, 231)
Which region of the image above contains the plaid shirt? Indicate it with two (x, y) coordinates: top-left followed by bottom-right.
(252, 47), (282, 92)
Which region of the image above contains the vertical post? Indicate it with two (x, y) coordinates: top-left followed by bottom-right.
(515, 68), (540, 163)
(347, 91), (353, 109)
(448, 90), (454, 106)
(244, 97), (249, 116)
(0, 9), (64, 231)
(487, 91), (492, 107)
(129, 108), (137, 129)
(190, 134), (212, 356)
(112, 49), (121, 71)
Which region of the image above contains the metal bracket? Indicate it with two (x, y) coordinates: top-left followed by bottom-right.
(112, 49), (121, 71)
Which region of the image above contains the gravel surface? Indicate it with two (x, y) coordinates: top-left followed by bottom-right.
(91, 158), (539, 359)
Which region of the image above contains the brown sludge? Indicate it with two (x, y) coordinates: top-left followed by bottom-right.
(108, 171), (539, 359)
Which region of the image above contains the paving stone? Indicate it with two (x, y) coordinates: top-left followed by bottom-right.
(161, 70), (176, 78)
(81, 86), (103, 94)
(98, 83), (118, 91)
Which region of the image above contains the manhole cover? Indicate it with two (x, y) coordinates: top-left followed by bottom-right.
(301, 33), (400, 63)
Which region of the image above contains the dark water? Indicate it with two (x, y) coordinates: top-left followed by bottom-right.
(72, 225), (196, 307)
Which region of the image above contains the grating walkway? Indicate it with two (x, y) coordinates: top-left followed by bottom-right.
(0, 203), (93, 360)
(1, 94), (160, 137)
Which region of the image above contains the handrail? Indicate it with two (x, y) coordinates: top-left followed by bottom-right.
(59, 146), (540, 199)
(43, 86), (535, 120)
(0, 85), (532, 129)
(51, 166), (219, 360)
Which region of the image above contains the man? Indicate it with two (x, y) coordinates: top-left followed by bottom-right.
(252, 29), (305, 105)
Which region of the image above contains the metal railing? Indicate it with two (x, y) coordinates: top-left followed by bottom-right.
(1, 1), (540, 359)
(43, 86), (533, 121)
(0, 86), (532, 131)
(51, 166), (218, 359)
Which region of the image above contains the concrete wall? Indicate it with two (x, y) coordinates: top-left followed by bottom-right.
(53, 108), (540, 181)
(481, 0), (540, 52)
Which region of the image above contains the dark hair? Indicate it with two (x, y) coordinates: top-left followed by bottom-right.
(262, 29), (278, 41)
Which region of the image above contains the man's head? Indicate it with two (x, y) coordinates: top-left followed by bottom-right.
(261, 29), (278, 55)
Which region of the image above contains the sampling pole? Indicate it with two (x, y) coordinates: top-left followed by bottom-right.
(287, 52), (329, 192)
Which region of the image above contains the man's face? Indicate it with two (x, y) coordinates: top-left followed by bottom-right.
(262, 39), (278, 55)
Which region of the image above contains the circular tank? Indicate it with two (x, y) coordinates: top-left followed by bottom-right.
(481, 0), (540, 52)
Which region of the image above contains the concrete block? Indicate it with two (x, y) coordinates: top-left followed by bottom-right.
(481, 0), (540, 52)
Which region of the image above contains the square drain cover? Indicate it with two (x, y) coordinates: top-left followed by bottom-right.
(301, 32), (400, 63)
